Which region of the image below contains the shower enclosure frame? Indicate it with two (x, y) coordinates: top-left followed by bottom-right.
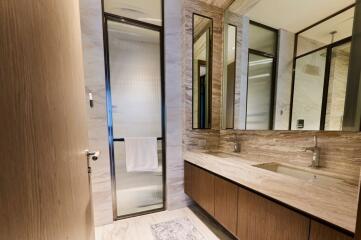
(289, 3), (355, 131)
(101, 0), (166, 220)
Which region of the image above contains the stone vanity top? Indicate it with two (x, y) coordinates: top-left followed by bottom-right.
(184, 150), (359, 233)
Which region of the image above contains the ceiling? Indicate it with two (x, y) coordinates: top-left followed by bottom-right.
(108, 21), (159, 43)
(104, 0), (162, 26)
(228, 0), (355, 33)
(300, 7), (354, 44)
(199, 0), (235, 9)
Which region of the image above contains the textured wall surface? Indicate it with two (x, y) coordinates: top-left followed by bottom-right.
(80, 0), (113, 226)
(219, 130), (361, 182)
(225, 12), (249, 130)
(183, 0), (225, 151)
(274, 29), (295, 130)
(165, 0), (191, 210)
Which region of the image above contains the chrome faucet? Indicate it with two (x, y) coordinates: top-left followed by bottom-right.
(233, 133), (241, 153)
(304, 136), (320, 168)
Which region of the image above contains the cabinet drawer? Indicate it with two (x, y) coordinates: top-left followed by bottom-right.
(237, 187), (309, 240)
(184, 162), (215, 216)
(184, 162), (192, 197)
(309, 220), (353, 240)
(214, 175), (238, 236)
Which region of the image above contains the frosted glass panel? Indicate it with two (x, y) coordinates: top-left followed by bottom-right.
(108, 21), (162, 138)
(114, 141), (163, 216)
(291, 49), (327, 130)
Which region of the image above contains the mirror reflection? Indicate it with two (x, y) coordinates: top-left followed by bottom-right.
(246, 22), (277, 130)
(193, 14), (213, 129)
(223, 24), (237, 129)
(223, 1), (357, 131)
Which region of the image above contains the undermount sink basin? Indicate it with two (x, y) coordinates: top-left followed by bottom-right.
(205, 151), (234, 158)
(253, 162), (344, 185)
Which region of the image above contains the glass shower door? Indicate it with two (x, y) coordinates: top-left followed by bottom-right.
(105, 17), (164, 218)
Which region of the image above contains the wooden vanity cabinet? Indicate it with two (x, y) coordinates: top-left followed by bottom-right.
(309, 220), (353, 240)
(214, 175), (238, 236)
(237, 187), (310, 240)
(184, 162), (353, 240)
(184, 162), (192, 196)
(185, 162), (215, 216)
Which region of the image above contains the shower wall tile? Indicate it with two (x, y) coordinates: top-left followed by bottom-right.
(166, 146), (191, 209)
(166, 106), (183, 147)
(80, 0), (113, 226)
(165, 0), (188, 210)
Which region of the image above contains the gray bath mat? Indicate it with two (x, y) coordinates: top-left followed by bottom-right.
(151, 217), (206, 240)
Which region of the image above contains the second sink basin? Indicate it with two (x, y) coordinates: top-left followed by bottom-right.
(253, 162), (344, 185)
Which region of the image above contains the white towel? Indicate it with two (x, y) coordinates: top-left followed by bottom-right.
(125, 137), (158, 172)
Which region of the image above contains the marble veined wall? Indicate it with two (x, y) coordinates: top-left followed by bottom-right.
(183, 0), (224, 151)
(80, 0), (113, 226)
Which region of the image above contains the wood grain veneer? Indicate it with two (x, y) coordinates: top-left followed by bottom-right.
(214, 175), (238, 236)
(0, 0), (94, 239)
(310, 220), (353, 240)
(184, 162), (193, 196)
(237, 187), (310, 240)
(191, 165), (215, 216)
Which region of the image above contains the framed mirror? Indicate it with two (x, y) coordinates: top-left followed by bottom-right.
(223, 2), (358, 132)
(192, 14), (213, 129)
(246, 22), (278, 130)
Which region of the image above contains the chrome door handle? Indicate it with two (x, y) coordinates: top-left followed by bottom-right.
(86, 150), (100, 161)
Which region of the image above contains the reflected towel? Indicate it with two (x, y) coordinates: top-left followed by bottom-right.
(125, 137), (158, 172)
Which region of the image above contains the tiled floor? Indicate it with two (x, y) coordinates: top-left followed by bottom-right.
(95, 206), (234, 240)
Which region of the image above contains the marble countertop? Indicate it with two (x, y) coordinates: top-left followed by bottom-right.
(184, 150), (359, 233)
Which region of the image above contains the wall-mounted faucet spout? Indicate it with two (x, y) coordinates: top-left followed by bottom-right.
(304, 136), (320, 168)
(233, 133), (241, 153)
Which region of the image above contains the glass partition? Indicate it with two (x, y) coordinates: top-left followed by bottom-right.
(246, 53), (274, 130)
(291, 49), (327, 130)
(249, 22), (277, 55)
(105, 10), (164, 218)
(325, 42), (351, 131)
